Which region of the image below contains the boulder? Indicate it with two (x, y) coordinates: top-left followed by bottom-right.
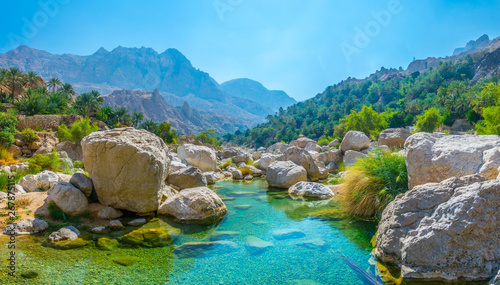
(340, 131), (371, 153)
(267, 142), (289, 155)
(378, 128), (412, 149)
(55, 141), (83, 161)
(316, 149), (342, 167)
(177, 144), (217, 172)
(69, 173), (93, 197)
(203, 172), (219, 184)
(47, 182), (89, 216)
(109, 220), (124, 229)
(82, 128), (170, 213)
(266, 161), (307, 188)
(272, 229), (306, 240)
(119, 228), (178, 248)
(231, 169), (243, 180)
(328, 139), (339, 148)
(252, 151), (262, 161)
(48, 226), (81, 241)
(491, 270), (500, 285)
(405, 133), (500, 189)
(97, 206), (123, 220)
(222, 147), (251, 163)
(2, 218), (48, 235)
(288, 182), (335, 199)
(245, 236), (274, 254)
(33, 132), (59, 156)
(168, 166), (207, 189)
(290, 136), (315, 148)
(304, 142), (321, 153)
(278, 147), (321, 181)
(158, 187), (227, 224)
(169, 160), (187, 174)
(376, 175), (500, 281)
(19, 170), (60, 192)
(343, 150), (367, 168)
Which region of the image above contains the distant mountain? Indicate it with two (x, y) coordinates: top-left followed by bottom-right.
(453, 34), (490, 56)
(220, 78), (297, 113)
(102, 89), (252, 134)
(0, 45), (299, 131)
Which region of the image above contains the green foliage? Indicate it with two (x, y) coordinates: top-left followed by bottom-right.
(73, 90), (103, 118)
(340, 105), (387, 139)
(317, 138), (329, 146)
(0, 112), (18, 146)
(195, 129), (220, 146)
(27, 150), (61, 173)
(16, 88), (72, 115)
(416, 107), (442, 133)
(48, 201), (66, 221)
(465, 109), (482, 125)
(475, 105), (500, 135)
(339, 150), (408, 217)
(221, 159), (233, 169)
(57, 118), (99, 145)
(138, 120), (178, 144)
(0, 173), (9, 192)
(73, 160), (84, 169)
(21, 128), (39, 143)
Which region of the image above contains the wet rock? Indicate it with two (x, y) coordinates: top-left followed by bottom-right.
(113, 256), (139, 266)
(97, 237), (119, 250)
(173, 241), (238, 258)
(272, 229), (306, 240)
(234, 205), (252, 211)
(21, 270), (39, 279)
(245, 236), (274, 254)
(288, 182), (334, 199)
(119, 228), (179, 248)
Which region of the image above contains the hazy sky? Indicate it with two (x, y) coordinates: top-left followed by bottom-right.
(1, 0), (499, 101)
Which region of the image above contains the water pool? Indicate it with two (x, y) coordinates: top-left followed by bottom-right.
(1, 179), (382, 284)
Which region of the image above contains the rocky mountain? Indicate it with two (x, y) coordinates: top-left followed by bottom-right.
(219, 78), (297, 113)
(102, 89), (251, 134)
(453, 34), (490, 56)
(0, 45), (296, 132)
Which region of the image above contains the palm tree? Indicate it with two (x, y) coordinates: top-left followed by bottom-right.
(114, 107), (131, 126)
(59, 83), (75, 97)
(25, 71), (43, 88)
(74, 90), (104, 118)
(132, 112), (144, 127)
(6, 67), (25, 99)
(139, 119), (159, 133)
(47, 77), (62, 93)
(0, 69), (7, 94)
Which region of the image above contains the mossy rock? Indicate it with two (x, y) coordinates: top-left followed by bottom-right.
(118, 228), (179, 248)
(96, 237), (119, 251)
(21, 270), (39, 279)
(308, 208), (346, 221)
(209, 231), (239, 241)
(113, 256), (139, 266)
(43, 238), (92, 250)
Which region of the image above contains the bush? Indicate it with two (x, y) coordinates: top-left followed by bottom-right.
(57, 118), (99, 145)
(21, 128), (39, 143)
(0, 112), (18, 146)
(195, 129), (220, 147)
(476, 105), (500, 135)
(416, 107), (442, 133)
(221, 159), (232, 169)
(73, 160), (84, 169)
(27, 150), (61, 173)
(0, 147), (18, 165)
(340, 105), (388, 140)
(338, 150), (408, 217)
(0, 173), (9, 192)
(317, 138), (329, 146)
(48, 201), (66, 221)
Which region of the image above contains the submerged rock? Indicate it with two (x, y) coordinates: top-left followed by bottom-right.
(173, 241), (238, 258)
(376, 174), (500, 280)
(97, 237), (119, 251)
(245, 236), (274, 254)
(158, 187), (227, 224)
(288, 181), (334, 199)
(272, 229), (306, 240)
(266, 161), (307, 188)
(119, 228), (179, 248)
(82, 128), (170, 213)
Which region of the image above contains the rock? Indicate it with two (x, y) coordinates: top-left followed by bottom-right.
(177, 144), (217, 172)
(11, 184), (26, 195)
(47, 182), (89, 216)
(244, 174), (253, 180)
(252, 151), (262, 161)
(203, 172), (220, 184)
(168, 166), (207, 189)
(267, 142), (289, 155)
(272, 229), (306, 240)
(248, 165), (264, 177)
(0, 191), (6, 201)
(266, 161), (307, 188)
(2, 218), (48, 235)
(158, 187), (227, 224)
(405, 133), (500, 189)
(169, 160), (187, 174)
(231, 169), (243, 180)
(113, 256), (139, 266)
(55, 141), (83, 161)
(45, 238), (91, 250)
(91, 226), (106, 233)
(328, 139), (339, 148)
(277, 147), (321, 181)
(378, 128), (412, 149)
(69, 173), (93, 197)
(245, 236), (274, 254)
(491, 269), (500, 285)
(119, 228), (178, 247)
(236, 162), (247, 169)
(316, 149), (342, 168)
(290, 136), (315, 148)
(304, 142), (321, 153)
(6, 145), (22, 157)
(343, 150), (367, 168)
(19, 170), (60, 192)
(128, 218), (147, 226)
(82, 128), (170, 213)
(97, 206), (123, 220)
(234, 205), (252, 211)
(174, 241), (238, 258)
(288, 182), (335, 199)
(57, 173), (72, 183)
(254, 154), (277, 170)
(48, 226), (81, 241)
(376, 175), (500, 281)
(109, 220), (124, 229)
(340, 131), (371, 153)
(33, 132), (59, 155)
(96, 237), (119, 250)
(21, 270), (39, 279)
(295, 238), (328, 249)
(209, 231), (239, 241)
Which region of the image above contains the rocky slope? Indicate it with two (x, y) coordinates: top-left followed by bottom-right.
(102, 89), (254, 134)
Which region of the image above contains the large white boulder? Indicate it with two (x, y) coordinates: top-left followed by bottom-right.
(254, 154), (277, 170)
(290, 136), (315, 148)
(82, 128), (170, 213)
(288, 181), (334, 199)
(266, 161), (307, 188)
(405, 133), (500, 189)
(18, 170), (60, 192)
(47, 182), (89, 216)
(343, 150), (367, 168)
(376, 174), (500, 281)
(378, 128), (412, 149)
(167, 166), (207, 189)
(177, 144), (217, 172)
(340, 131), (371, 153)
(158, 187), (227, 224)
(277, 147), (321, 181)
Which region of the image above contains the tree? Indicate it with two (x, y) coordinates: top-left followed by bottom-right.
(25, 71), (43, 88)
(139, 119), (159, 133)
(114, 107), (131, 126)
(473, 82), (500, 114)
(340, 105), (387, 139)
(475, 105), (500, 135)
(6, 67), (24, 99)
(195, 129), (220, 146)
(74, 90), (104, 118)
(132, 112), (144, 127)
(47, 78), (62, 93)
(157, 122), (177, 143)
(59, 83), (75, 97)
(416, 107), (442, 132)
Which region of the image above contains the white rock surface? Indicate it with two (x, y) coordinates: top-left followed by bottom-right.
(340, 131), (371, 153)
(266, 161), (307, 188)
(47, 182), (89, 216)
(288, 181), (334, 199)
(177, 144), (217, 172)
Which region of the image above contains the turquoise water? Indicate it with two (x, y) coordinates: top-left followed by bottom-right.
(1, 179), (380, 284)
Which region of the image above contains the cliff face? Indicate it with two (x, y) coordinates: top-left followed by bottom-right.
(472, 47), (500, 83)
(453, 34), (490, 56)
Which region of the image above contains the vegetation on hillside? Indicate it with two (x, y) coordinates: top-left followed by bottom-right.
(225, 55), (500, 147)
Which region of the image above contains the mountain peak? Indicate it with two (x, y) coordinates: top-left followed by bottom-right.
(93, 47), (109, 56)
(453, 34), (491, 56)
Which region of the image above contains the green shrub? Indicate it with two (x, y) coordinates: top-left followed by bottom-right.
(338, 150), (408, 217)
(340, 105), (388, 139)
(245, 159), (254, 165)
(476, 105), (500, 135)
(0, 112), (18, 146)
(27, 150), (61, 173)
(221, 159), (232, 169)
(195, 129), (220, 146)
(0, 173), (9, 192)
(416, 107), (442, 133)
(73, 160), (84, 169)
(317, 138), (329, 146)
(22, 128), (39, 143)
(57, 118), (99, 145)
(48, 201), (66, 221)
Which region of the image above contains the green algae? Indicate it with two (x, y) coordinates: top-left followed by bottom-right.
(119, 227), (177, 248)
(96, 237), (119, 251)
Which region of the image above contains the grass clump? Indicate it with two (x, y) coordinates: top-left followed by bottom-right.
(239, 166), (252, 175)
(48, 201), (66, 221)
(0, 147), (18, 165)
(220, 159), (233, 169)
(27, 150), (61, 173)
(21, 128), (39, 143)
(57, 118), (99, 145)
(15, 196), (33, 208)
(338, 150), (408, 218)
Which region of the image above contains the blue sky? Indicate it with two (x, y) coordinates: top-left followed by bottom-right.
(0, 0), (499, 101)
